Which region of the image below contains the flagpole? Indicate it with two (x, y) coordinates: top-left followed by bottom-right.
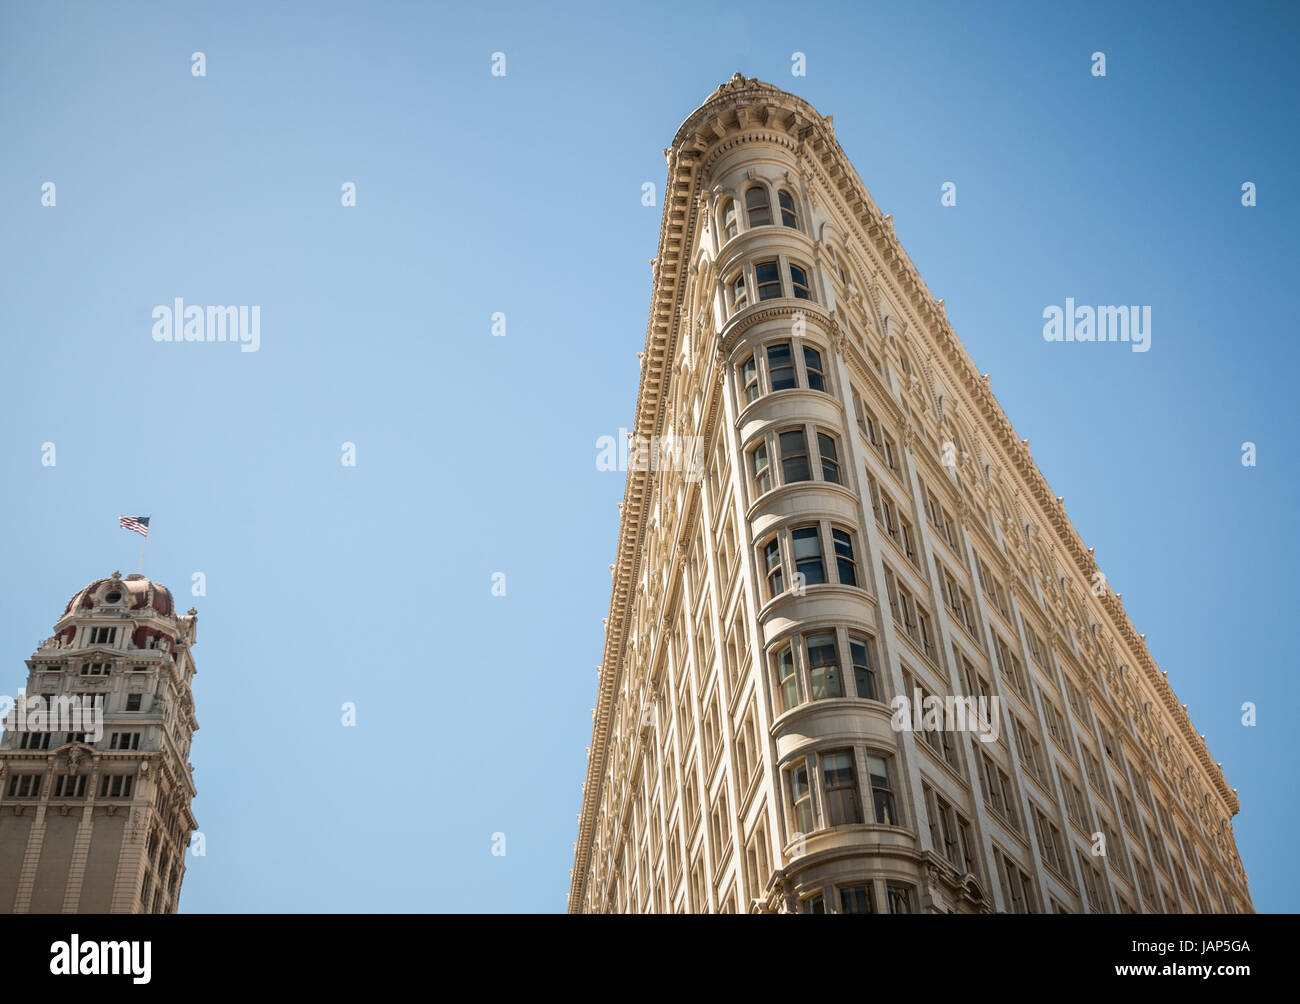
(138, 514), (150, 575)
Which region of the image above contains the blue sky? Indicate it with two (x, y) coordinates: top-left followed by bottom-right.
(1, 0), (1295, 913)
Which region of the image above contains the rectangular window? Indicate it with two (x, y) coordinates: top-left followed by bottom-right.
(849, 635), (878, 701)
(53, 774), (87, 798)
(791, 526), (826, 587)
(18, 732), (51, 750)
(779, 190), (798, 228)
(1076, 850), (1110, 912)
(109, 732), (142, 751)
(802, 345), (825, 391)
(7, 774), (41, 798)
(789, 761), (814, 835)
(817, 433), (841, 484)
(1063, 775), (1088, 828)
(917, 609), (937, 662)
(709, 789), (730, 856)
(805, 632), (843, 700)
(752, 442), (771, 495)
(1042, 699), (1066, 745)
(774, 645), (799, 712)
(778, 429), (810, 483)
(99, 774), (134, 798)
(899, 517), (918, 565)
(789, 263), (811, 300)
(886, 884), (913, 914)
(996, 850), (1037, 914)
(767, 342), (795, 390)
(1083, 749), (1105, 794)
(859, 401), (880, 447)
(882, 434), (899, 471)
(821, 749), (862, 826)
(125, 694), (143, 712)
(80, 662), (110, 676)
(866, 754), (898, 826)
(731, 271), (748, 310)
(1035, 808), (1065, 873)
(839, 884), (874, 914)
(89, 627), (117, 645)
(741, 354), (759, 403)
(755, 260), (782, 301)
(832, 528), (857, 586)
(762, 537), (783, 598)
(996, 636), (1028, 694)
(980, 749), (1018, 829)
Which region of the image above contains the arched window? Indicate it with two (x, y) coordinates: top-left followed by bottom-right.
(745, 187), (772, 227)
(721, 199), (738, 241)
(778, 190), (798, 229)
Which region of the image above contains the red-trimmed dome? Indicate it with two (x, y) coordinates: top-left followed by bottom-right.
(64, 573), (174, 617)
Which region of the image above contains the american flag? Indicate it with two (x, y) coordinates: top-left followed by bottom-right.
(117, 515), (150, 538)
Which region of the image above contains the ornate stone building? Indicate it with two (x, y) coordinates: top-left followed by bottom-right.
(0, 572), (199, 913)
(569, 75), (1253, 914)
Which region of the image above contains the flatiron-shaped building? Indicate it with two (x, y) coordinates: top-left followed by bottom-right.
(569, 75), (1253, 914)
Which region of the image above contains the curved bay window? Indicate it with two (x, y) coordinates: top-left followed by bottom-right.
(747, 426), (845, 498)
(722, 258), (818, 317)
(769, 627), (880, 712)
(783, 747), (900, 837)
(735, 339), (831, 406)
(756, 521), (862, 601)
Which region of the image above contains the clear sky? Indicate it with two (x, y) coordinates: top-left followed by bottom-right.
(1, 0), (1295, 913)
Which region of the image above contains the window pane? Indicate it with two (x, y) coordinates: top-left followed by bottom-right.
(767, 342), (795, 390)
(832, 528), (856, 585)
(779, 190), (797, 228)
(745, 187), (772, 227)
(755, 260), (781, 300)
(803, 346), (825, 391)
(742, 355), (759, 402)
(818, 433), (841, 484)
(753, 443), (771, 493)
(778, 646), (798, 710)
(789, 264), (810, 300)
(840, 884), (873, 914)
(792, 527), (825, 585)
(779, 430), (810, 482)
(764, 538), (784, 595)
(850, 638), (876, 700)
(806, 632), (842, 699)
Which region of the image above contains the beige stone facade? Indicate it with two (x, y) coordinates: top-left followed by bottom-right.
(0, 572), (199, 913)
(569, 75), (1253, 914)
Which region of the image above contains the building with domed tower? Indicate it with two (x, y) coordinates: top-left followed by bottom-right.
(568, 75), (1253, 914)
(0, 572), (199, 913)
